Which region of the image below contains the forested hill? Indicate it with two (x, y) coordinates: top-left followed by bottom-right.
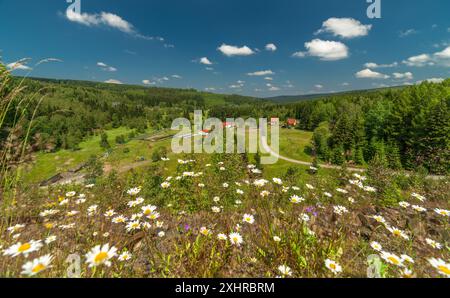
(266, 86), (405, 103)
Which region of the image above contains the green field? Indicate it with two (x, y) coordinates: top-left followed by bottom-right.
(24, 127), (319, 184)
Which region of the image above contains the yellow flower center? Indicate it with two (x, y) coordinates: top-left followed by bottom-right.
(144, 210), (151, 215)
(32, 263), (46, 273)
(393, 230), (401, 236)
(438, 265), (450, 275)
(94, 252), (109, 264)
(388, 257), (399, 265)
(18, 243), (31, 252)
(329, 263), (336, 270)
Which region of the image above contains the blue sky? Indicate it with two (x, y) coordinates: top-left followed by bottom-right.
(1, 0), (449, 97)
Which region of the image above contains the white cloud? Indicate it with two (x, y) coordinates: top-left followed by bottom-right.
(268, 86), (280, 91)
(171, 74), (182, 79)
(97, 62), (117, 72)
(393, 72), (413, 80)
(342, 82), (350, 86)
(142, 80), (155, 85)
(264, 77), (273, 81)
(247, 70), (274, 76)
(434, 46), (450, 59)
(364, 62), (398, 68)
(265, 43), (277, 52)
(229, 84), (242, 89)
(355, 69), (390, 79)
(205, 87), (216, 91)
(66, 10), (133, 33)
(402, 54), (434, 67)
(399, 29), (418, 38)
(65, 9), (167, 44)
(315, 84), (324, 89)
(218, 44), (255, 57)
(104, 79), (123, 84)
(316, 18), (372, 39)
(293, 39), (349, 61)
(199, 57), (213, 65)
(417, 78), (445, 84)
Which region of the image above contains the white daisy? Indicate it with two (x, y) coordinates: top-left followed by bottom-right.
(85, 244), (117, 267)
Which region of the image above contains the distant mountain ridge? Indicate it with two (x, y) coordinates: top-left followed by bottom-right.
(266, 86), (406, 103)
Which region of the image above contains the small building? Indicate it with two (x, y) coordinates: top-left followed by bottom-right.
(286, 118), (298, 127)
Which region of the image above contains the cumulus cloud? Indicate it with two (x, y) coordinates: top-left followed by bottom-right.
(199, 57), (213, 65)
(218, 44), (255, 57)
(434, 46), (450, 59)
(393, 72), (413, 80)
(364, 62), (398, 68)
(268, 86), (280, 91)
(402, 54), (434, 67)
(315, 18), (372, 39)
(247, 70), (275, 76)
(171, 74), (182, 79)
(402, 46), (450, 67)
(142, 80), (155, 85)
(104, 79), (123, 84)
(265, 43), (277, 52)
(97, 62), (117, 72)
(355, 69), (390, 79)
(293, 39), (349, 61)
(315, 84), (324, 89)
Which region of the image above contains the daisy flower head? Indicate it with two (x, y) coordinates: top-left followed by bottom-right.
(104, 210), (116, 217)
(299, 213), (310, 222)
(212, 206), (221, 213)
(411, 205), (427, 213)
(333, 205), (349, 215)
(242, 214), (255, 224)
(117, 251), (132, 262)
(217, 233), (228, 241)
(273, 236), (281, 243)
(428, 258), (450, 277)
(278, 265), (292, 277)
(3, 240), (43, 258)
(236, 189), (244, 195)
(127, 187), (141, 196)
(158, 231), (165, 238)
(370, 241), (383, 252)
(85, 244), (117, 268)
(426, 238), (442, 250)
(434, 208), (449, 217)
(272, 178), (283, 185)
(386, 226), (409, 240)
(126, 221), (141, 232)
(399, 201), (410, 208)
(21, 255), (53, 276)
(289, 195), (305, 204)
(229, 232), (243, 247)
(325, 259), (342, 275)
(401, 254), (414, 264)
(45, 235), (57, 245)
(370, 215), (386, 224)
(112, 215), (127, 224)
(200, 227), (211, 236)
(380, 251), (404, 267)
(400, 268), (414, 278)
(161, 182), (171, 189)
(65, 191), (76, 198)
(260, 190), (270, 197)
(141, 205), (157, 216)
